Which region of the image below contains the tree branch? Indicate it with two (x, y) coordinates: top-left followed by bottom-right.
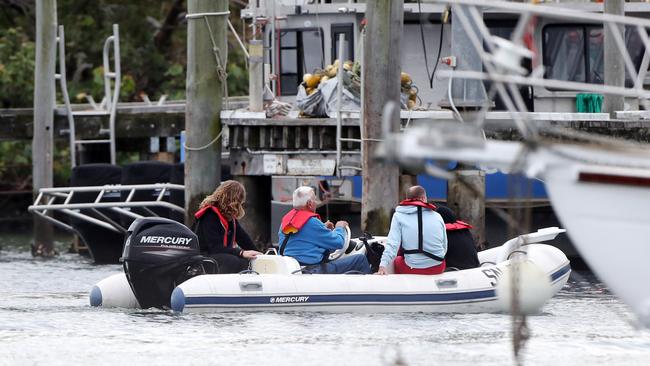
(153, 0), (186, 52)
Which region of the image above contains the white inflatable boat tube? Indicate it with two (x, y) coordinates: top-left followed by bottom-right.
(90, 273), (139, 308)
(170, 243), (570, 314)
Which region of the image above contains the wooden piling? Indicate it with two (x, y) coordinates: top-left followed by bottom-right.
(361, 0), (403, 235)
(32, 0), (57, 256)
(604, 0), (626, 116)
(447, 167), (486, 247)
(184, 0), (228, 225)
(235, 176), (272, 248)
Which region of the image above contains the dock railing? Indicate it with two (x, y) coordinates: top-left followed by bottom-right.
(28, 183), (185, 235)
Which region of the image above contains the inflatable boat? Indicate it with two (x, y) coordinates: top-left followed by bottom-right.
(90, 218), (570, 314)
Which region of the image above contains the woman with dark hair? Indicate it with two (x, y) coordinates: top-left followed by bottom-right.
(194, 180), (262, 273)
(436, 206), (480, 270)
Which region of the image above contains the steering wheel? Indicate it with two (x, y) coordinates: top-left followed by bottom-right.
(328, 225), (351, 261)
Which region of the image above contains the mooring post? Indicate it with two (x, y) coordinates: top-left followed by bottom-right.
(248, 39), (264, 112)
(235, 176), (272, 248)
(399, 174), (418, 200)
(361, 0), (403, 235)
(184, 0), (228, 225)
(32, 0), (57, 256)
(604, 0), (626, 116)
(447, 169), (486, 248)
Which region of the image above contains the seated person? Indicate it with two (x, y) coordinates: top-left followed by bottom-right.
(194, 180), (262, 273)
(436, 206), (480, 270)
(377, 185), (447, 275)
(278, 186), (371, 274)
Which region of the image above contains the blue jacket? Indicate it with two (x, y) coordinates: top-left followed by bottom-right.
(380, 205), (448, 269)
(278, 217), (346, 265)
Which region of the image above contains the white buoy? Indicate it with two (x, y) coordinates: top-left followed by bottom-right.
(496, 260), (553, 315)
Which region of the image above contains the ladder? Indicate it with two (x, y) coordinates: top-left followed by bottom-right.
(55, 24), (121, 167)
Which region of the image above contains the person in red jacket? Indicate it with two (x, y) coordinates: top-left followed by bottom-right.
(194, 180), (262, 273)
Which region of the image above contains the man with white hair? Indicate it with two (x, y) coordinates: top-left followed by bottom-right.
(278, 186), (371, 274)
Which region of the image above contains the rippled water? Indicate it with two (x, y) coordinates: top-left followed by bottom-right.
(1, 234), (650, 366)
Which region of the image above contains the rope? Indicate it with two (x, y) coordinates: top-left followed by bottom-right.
(203, 16), (230, 110)
(185, 11), (230, 19)
(183, 129), (223, 151)
(183, 11), (231, 145)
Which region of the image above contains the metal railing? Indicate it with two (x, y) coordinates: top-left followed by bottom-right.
(29, 183), (185, 234)
(56, 24), (121, 167)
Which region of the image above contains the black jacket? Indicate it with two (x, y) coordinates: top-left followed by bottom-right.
(194, 209), (258, 256)
(436, 205), (480, 270)
(445, 229), (480, 270)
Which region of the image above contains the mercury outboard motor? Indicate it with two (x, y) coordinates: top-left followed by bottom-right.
(122, 217), (217, 309)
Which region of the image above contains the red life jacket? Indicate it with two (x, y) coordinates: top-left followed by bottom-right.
(398, 198), (437, 210)
(396, 199), (444, 262)
(195, 205), (236, 248)
(280, 209), (320, 235)
(445, 220), (473, 231)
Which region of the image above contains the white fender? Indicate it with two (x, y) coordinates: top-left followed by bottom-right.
(495, 259), (553, 315)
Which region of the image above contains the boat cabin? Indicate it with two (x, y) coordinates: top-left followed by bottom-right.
(241, 0), (650, 113)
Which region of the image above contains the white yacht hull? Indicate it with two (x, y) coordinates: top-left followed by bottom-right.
(543, 163), (650, 326)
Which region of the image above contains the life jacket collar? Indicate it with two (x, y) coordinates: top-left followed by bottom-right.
(281, 209), (320, 234)
(398, 198), (437, 211)
(445, 220), (473, 231)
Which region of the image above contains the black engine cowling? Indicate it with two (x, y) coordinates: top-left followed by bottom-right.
(122, 217), (217, 309)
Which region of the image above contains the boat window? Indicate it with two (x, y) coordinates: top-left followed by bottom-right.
(331, 23), (354, 63)
(303, 30), (325, 74)
(275, 28), (324, 96)
(543, 26), (586, 83)
(542, 24), (646, 88)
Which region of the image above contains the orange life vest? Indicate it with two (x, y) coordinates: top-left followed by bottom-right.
(279, 209), (320, 256)
(280, 209), (320, 235)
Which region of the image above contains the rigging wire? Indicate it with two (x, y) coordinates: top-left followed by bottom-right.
(418, 0), (446, 89)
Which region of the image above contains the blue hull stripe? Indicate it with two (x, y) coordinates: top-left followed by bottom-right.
(185, 290), (496, 307)
(182, 264), (571, 308)
(550, 264), (571, 283)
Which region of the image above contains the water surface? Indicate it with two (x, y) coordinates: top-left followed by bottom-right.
(1, 234), (649, 366)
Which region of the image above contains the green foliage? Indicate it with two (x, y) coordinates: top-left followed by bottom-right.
(0, 1), (251, 189)
(227, 45), (249, 97)
(160, 63), (186, 100)
(0, 1), (251, 104)
(0, 27), (35, 108)
(0, 141), (72, 189)
(0, 141), (31, 190)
